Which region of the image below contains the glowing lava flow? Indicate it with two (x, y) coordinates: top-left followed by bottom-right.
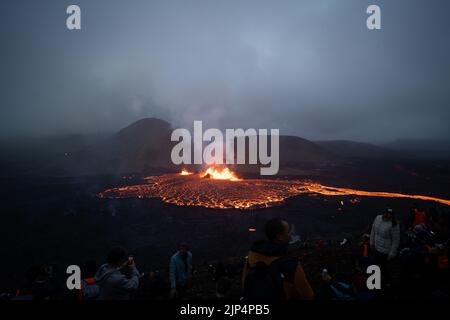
(298, 183), (450, 207)
(98, 170), (450, 210)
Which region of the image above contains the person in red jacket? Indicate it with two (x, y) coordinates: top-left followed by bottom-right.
(406, 203), (427, 229)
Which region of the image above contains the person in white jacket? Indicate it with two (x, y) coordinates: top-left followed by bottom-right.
(370, 208), (400, 285)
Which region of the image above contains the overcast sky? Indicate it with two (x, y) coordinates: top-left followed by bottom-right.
(1, 0), (449, 142)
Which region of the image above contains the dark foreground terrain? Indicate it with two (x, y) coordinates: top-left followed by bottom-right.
(0, 157), (449, 293)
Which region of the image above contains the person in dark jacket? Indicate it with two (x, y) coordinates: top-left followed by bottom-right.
(94, 246), (140, 300)
(16, 265), (59, 300)
(242, 218), (314, 300)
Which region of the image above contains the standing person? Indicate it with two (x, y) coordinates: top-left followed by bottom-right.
(169, 244), (193, 299)
(77, 260), (99, 301)
(405, 203), (427, 230)
(16, 265), (60, 300)
(370, 208), (401, 286)
(242, 218), (314, 301)
(94, 246), (140, 300)
(356, 234), (371, 272)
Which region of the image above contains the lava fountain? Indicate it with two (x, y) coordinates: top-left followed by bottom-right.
(98, 167), (450, 209)
(201, 167), (241, 181)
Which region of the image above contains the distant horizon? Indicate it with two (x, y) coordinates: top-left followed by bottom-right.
(2, 116), (450, 147)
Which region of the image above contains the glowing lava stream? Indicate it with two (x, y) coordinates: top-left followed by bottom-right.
(98, 170), (450, 210)
(300, 184), (450, 207)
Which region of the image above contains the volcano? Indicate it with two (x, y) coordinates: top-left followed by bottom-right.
(57, 118), (342, 176)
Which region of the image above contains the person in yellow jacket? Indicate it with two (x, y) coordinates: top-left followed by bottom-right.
(242, 218), (314, 301)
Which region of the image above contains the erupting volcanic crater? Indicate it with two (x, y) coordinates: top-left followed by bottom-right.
(98, 167), (450, 209)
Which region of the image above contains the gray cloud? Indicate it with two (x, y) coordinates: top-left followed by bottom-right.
(1, 0), (449, 142)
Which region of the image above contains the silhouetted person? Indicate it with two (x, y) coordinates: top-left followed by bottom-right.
(405, 203), (427, 230)
(400, 207), (450, 296)
(169, 244), (193, 299)
(78, 260), (99, 300)
(356, 234), (371, 272)
(215, 276), (234, 300)
(16, 265), (59, 300)
(242, 218), (314, 300)
(94, 246), (140, 300)
(83, 260), (98, 279)
(427, 208), (450, 276)
(136, 271), (168, 300)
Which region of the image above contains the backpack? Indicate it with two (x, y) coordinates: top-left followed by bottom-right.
(243, 258), (286, 301)
(78, 278), (100, 301)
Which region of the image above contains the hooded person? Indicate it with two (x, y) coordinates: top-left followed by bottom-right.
(94, 246), (140, 300)
(241, 218), (314, 301)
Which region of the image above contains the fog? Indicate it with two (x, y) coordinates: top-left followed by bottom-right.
(1, 0), (449, 142)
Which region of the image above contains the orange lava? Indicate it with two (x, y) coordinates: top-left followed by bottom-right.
(98, 172), (450, 210)
(201, 167), (240, 181)
(180, 169), (193, 176)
